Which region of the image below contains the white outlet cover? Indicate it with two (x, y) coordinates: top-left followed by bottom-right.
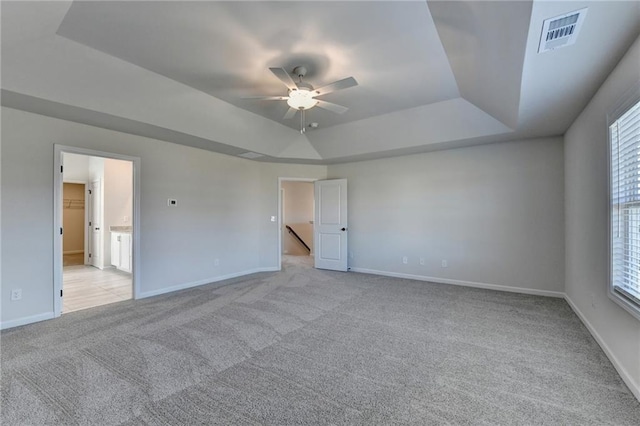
(168, 199), (178, 206)
(11, 289), (22, 300)
(402, 256), (408, 264)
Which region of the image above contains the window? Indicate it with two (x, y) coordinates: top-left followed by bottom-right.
(610, 95), (640, 320)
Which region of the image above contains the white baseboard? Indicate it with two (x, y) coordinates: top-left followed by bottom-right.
(63, 250), (84, 255)
(564, 294), (640, 401)
(0, 312), (55, 330)
(137, 267), (279, 299)
(350, 267), (565, 298)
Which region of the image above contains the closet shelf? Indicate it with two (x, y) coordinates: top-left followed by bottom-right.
(63, 198), (84, 209)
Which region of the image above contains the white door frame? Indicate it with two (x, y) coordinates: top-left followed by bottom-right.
(54, 145), (141, 317)
(277, 177), (317, 269)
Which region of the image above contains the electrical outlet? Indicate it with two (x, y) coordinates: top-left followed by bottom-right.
(419, 257), (425, 265)
(123, 216), (129, 223)
(11, 289), (22, 301)
(214, 258), (220, 267)
(402, 256), (408, 264)
(441, 260), (448, 268)
(167, 199), (177, 207)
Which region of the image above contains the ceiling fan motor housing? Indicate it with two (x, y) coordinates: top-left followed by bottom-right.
(292, 66), (308, 78)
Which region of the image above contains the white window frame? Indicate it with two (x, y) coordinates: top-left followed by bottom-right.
(608, 83), (640, 321)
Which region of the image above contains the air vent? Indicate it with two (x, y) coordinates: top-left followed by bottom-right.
(538, 8), (588, 53)
(238, 151), (264, 159)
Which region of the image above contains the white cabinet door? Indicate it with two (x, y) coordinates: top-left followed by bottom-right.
(110, 232), (132, 273)
(110, 233), (121, 268)
(120, 233), (132, 273)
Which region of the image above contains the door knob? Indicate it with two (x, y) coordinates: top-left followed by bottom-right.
(341, 227), (347, 231)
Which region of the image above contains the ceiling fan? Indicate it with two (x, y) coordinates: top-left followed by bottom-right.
(246, 66), (358, 133)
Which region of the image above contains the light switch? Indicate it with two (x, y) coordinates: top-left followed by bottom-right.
(270, 216), (276, 222)
(168, 199), (177, 206)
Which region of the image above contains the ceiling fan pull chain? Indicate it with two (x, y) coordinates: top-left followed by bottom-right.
(300, 109), (306, 134)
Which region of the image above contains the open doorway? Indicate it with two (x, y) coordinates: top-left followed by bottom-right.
(54, 146), (140, 316)
(278, 178), (316, 269)
(62, 182), (86, 267)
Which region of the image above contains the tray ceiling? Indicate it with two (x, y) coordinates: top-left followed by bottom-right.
(2, 1), (639, 163)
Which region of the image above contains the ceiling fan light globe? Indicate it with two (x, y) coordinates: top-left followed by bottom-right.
(287, 89), (318, 110)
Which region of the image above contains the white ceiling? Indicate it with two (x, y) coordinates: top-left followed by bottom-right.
(2, 1), (639, 164)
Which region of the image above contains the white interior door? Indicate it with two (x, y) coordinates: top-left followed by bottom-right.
(89, 180), (102, 268)
(314, 179), (348, 271)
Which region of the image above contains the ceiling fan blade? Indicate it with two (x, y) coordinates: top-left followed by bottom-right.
(242, 96), (288, 100)
(269, 67), (298, 91)
(314, 77), (358, 96)
(283, 107), (298, 120)
(315, 100), (348, 114)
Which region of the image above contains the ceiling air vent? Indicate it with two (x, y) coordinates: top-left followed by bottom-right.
(538, 8), (588, 53)
(238, 151), (264, 159)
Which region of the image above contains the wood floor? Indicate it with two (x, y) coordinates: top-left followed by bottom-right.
(63, 264), (132, 313)
(63, 252), (85, 267)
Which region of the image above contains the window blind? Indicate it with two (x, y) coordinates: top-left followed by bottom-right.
(611, 100), (640, 305)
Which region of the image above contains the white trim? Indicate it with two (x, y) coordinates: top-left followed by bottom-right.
(0, 312), (55, 330)
(277, 177), (318, 270)
(350, 267), (565, 298)
(63, 250), (84, 255)
(137, 267), (279, 299)
(564, 294), (640, 401)
(54, 145), (141, 318)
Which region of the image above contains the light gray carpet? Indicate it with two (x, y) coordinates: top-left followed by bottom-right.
(2, 256), (639, 425)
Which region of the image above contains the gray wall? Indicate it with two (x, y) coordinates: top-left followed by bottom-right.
(0, 107), (326, 327)
(328, 137), (565, 295)
(565, 35), (640, 396)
